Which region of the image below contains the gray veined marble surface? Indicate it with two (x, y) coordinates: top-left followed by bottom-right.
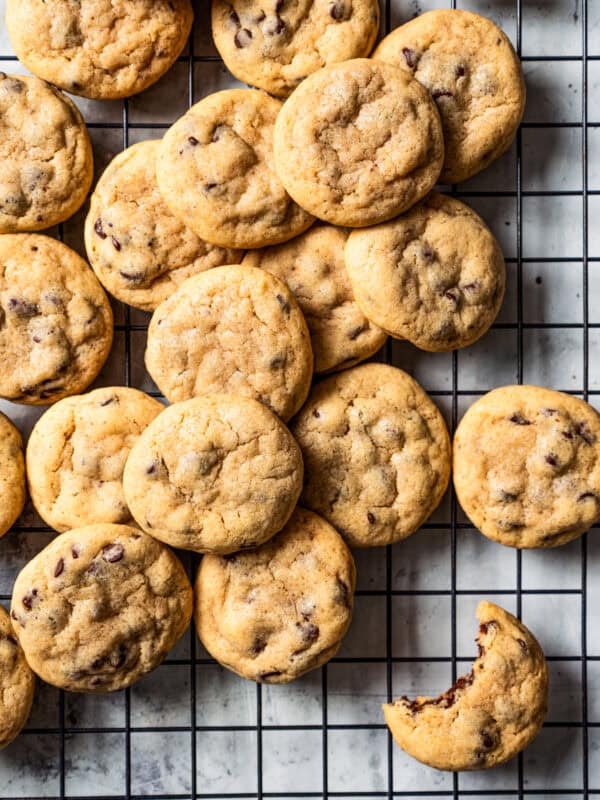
(1, 0), (600, 797)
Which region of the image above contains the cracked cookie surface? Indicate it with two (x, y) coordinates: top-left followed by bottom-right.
(10, 524), (192, 692)
(124, 395), (304, 554)
(6, 0), (193, 100)
(291, 363), (451, 547)
(212, 0), (379, 97)
(0, 73), (93, 234)
(345, 193), (505, 351)
(27, 387), (163, 533)
(157, 89), (314, 249)
(273, 58), (444, 227)
(85, 141), (243, 312)
(145, 264), (313, 420)
(374, 9), (525, 184)
(454, 385), (600, 548)
(0, 413), (26, 539)
(243, 225), (386, 373)
(0, 234), (113, 405)
(384, 601), (548, 771)
(0, 605), (35, 749)
(195, 506), (355, 682)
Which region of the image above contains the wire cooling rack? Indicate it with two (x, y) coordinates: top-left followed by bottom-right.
(1, 0), (600, 797)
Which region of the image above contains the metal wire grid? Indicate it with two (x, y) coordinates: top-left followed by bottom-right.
(0, 0), (597, 798)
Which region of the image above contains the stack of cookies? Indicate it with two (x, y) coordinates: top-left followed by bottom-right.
(0, 0), (586, 778)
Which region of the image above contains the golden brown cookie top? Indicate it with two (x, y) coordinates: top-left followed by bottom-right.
(6, 0), (193, 99)
(10, 524), (193, 692)
(384, 601), (548, 771)
(454, 385), (600, 548)
(0, 604), (35, 749)
(374, 9), (525, 184)
(273, 59), (444, 227)
(195, 507), (356, 683)
(0, 412), (26, 539)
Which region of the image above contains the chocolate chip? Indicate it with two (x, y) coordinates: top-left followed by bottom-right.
(444, 289), (459, 304)
(87, 561), (100, 576)
(276, 293), (291, 314)
(542, 408), (557, 416)
(545, 454), (558, 467)
(111, 236), (121, 252)
(92, 656), (106, 670)
(146, 462), (157, 475)
(576, 422), (595, 445)
(509, 413), (530, 426)
(578, 492), (598, 502)
(265, 15), (286, 34)
(188, 136), (199, 146)
(329, 1), (346, 19)
(54, 558), (65, 578)
(71, 545), (80, 559)
(252, 636), (267, 654)
(100, 397), (115, 407)
(102, 543), (124, 563)
(562, 430), (574, 439)
(22, 589), (37, 610)
(204, 183), (218, 191)
(229, 8), (240, 24)
(90, 677), (103, 686)
(313, 409), (320, 418)
(234, 28), (253, 47)
(517, 638), (528, 653)
(270, 354), (286, 369)
(259, 671), (282, 681)
(255, 9), (266, 21)
(348, 324), (367, 341)
(455, 65), (466, 78)
(367, 511), (376, 524)
(299, 622), (319, 642)
(111, 644), (127, 668)
(421, 245), (434, 261)
(5, 634), (17, 645)
(5, 78), (23, 93)
(402, 47), (417, 68)
(275, 0), (284, 11)
(8, 298), (38, 318)
(94, 218), (107, 239)
(432, 89), (453, 99)
(479, 621), (497, 636)
(500, 490), (517, 502)
(119, 270), (144, 283)
(335, 576), (350, 607)
(480, 730), (495, 750)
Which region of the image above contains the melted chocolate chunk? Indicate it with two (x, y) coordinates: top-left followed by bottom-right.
(270, 354), (286, 369)
(299, 622), (319, 643)
(576, 422), (595, 445)
(229, 8), (240, 24)
(111, 237), (121, 252)
(188, 136), (199, 146)
(102, 543), (124, 563)
(455, 65), (466, 78)
(329, 1), (346, 19)
(517, 637), (528, 653)
(94, 218), (107, 239)
(204, 183), (218, 192)
(335, 576), (350, 607)
(480, 730), (496, 750)
(54, 558), (65, 578)
(509, 413), (530, 426)
(234, 28), (253, 47)
(111, 644), (128, 669)
(100, 397), (115, 407)
(313, 409), (320, 418)
(444, 289), (459, 304)
(402, 47), (417, 68)
(545, 454), (558, 467)
(71, 545), (80, 559)
(119, 270), (144, 283)
(8, 297), (38, 318)
(276, 293), (291, 314)
(367, 511), (376, 524)
(578, 492), (598, 502)
(22, 589), (37, 610)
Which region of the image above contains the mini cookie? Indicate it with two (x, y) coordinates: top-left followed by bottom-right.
(211, 0), (379, 98)
(85, 141), (243, 312)
(273, 58), (444, 227)
(6, 0), (193, 100)
(384, 601), (548, 771)
(0, 413), (25, 538)
(157, 89), (314, 249)
(0, 235), (113, 404)
(345, 193), (505, 352)
(27, 387), (164, 532)
(243, 226), (387, 373)
(0, 605), (35, 749)
(0, 73), (93, 234)
(123, 395), (303, 554)
(454, 385), (600, 548)
(374, 9), (525, 184)
(195, 507), (355, 683)
(291, 363), (451, 547)
(10, 524), (192, 692)
(145, 265), (313, 420)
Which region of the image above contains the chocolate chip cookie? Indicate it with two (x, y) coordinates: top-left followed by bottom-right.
(384, 601), (548, 771)
(145, 264), (313, 420)
(0, 605), (35, 749)
(291, 363), (451, 547)
(157, 89), (314, 249)
(243, 225), (387, 373)
(212, 0), (379, 98)
(195, 506), (355, 683)
(0, 73), (93, 234)
(0, 413), (26, 539)
(374, 9), (525, 184)
(85, 140), (243, 312)
(27, 387), (164, 533)
(123, 395), (303, 554)
(6, 0), (193, 100)
(345, 193), (505, 351)
(273, 58), (444, 227)
(10, 524), (193, 692)
(454, 385), (600, 548)
(0, 235), (113, 405)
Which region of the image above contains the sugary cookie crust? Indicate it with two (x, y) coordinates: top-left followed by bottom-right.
(0, 73), (93, 233)
(243, 225), (386, 373)
(27, 387), (164, 532)
(345, 193), (505, 351)
(0, 235), (113, 405)
(157, 89), (314, 249)
(11, 524), (192, 692)
(273, 58), (444, 227)
(123, 395), (304, 554)
(374, 9), (525, 184)
(145, 265), (313, 421)
(211, 0), (380, 97)
(454, 385), (600, 548)
(5, 0), (194, 100)
(85, 141), (243, 312)
(384, 601), (548, 771)
(195, 507), (356, 682)
(291, 363), (451, 547)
